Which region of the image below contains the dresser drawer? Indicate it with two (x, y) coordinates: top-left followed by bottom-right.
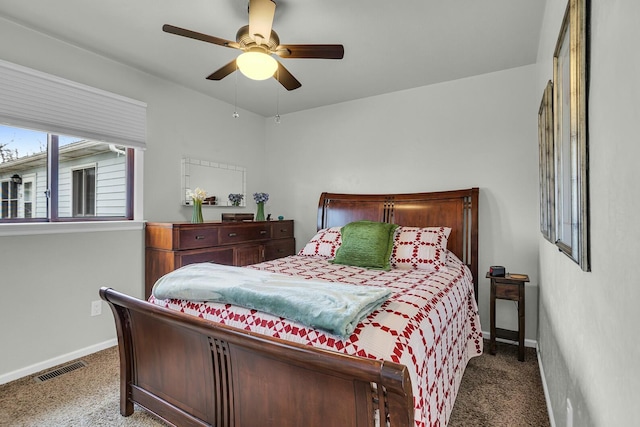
(264, 238), (296, 261)
(177, 227), (219, 250)
(270, 221), (294, 239)
(178, 247), (234, 266)
(219, 224), (270, 244)
(495, 283), (520, 300)
(234, 245), (262, 266)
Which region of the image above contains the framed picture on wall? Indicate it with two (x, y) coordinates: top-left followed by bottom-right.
(552, 0), (590, 271)
(538, 80), (555, 243)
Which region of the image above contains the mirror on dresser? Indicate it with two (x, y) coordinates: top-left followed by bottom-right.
(181, 157), (246, 207)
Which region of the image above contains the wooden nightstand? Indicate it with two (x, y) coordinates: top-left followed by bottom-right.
(487, 272), (530, 361)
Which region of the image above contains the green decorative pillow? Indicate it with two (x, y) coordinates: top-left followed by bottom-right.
(330, 221), (399, 270)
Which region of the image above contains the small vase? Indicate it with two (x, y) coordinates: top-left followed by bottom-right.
(255, 202), (265, 221)
(191, 199), (203, 223)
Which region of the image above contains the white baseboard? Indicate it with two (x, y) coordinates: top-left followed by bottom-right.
(536, 345), (556, 427)
(0, 338), (117, 385)
(481, 330), (537, 348)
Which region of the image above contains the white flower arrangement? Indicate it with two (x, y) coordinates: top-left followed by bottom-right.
(187, 187), (207, 202)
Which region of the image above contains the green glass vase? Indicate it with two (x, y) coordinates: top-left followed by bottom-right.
(255, 202), (265, 221)
(191, 199), (203, 223)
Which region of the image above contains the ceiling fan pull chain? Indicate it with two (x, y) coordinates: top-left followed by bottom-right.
(233, 64), (240, 119)
(275, 69), (281, 124)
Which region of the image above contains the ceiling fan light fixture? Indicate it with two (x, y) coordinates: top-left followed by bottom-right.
(237, 51), (278, 80)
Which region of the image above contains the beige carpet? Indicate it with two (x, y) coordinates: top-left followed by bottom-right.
(0, 340), (549, 426)
(0, 348), (163, 427)
(449, 342), (550, 426)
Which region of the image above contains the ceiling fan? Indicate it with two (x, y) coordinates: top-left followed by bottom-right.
(162, 0), (344, 91)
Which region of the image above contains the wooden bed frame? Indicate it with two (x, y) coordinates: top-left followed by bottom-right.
(100, 188), (479, 427)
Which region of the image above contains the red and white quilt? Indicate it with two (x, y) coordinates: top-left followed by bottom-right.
(150, 253), (483, 427)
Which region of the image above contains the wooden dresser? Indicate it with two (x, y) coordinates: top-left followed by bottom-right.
(145, 220), (295, 298)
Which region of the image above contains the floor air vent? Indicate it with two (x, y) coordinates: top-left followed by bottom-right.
(33, 360), (87, 383)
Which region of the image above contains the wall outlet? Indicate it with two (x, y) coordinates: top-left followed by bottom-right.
(90, 300), (102, 316)
(566, 398), (573, 427)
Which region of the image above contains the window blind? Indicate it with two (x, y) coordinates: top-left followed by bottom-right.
(0, 59), (146, 149)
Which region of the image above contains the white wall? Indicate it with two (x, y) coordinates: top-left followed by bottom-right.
(0, 230), (143, 378)
(0, 17), (266, 382)
(536, 0), (640, 425)
(264, 64), (541, 345)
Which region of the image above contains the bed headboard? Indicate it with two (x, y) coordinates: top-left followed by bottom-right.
(317, 188), (479, 300)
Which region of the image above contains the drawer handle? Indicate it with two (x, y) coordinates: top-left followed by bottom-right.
(228, 232), (237, 237)
(280, 228), (288, 233)
(260, 230), (267, 235)
(277, 249), (284, 253)
(195, 235), (206, 240)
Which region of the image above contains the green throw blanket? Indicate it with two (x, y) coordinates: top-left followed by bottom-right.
(152, 262), (391, 338)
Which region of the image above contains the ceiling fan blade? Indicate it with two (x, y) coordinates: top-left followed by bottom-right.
(163, 24), (240, 49)
(275, 62), (301, 91)
(248, 0), (276, 45)
(206, 60), (238, 80)
(275, 44), (344, 59)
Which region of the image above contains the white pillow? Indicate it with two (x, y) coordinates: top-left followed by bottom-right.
(390, 226), (451, 271)
(297, 227), (342, 258)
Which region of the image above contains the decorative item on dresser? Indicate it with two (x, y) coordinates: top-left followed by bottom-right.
(191, 200), (204, 223)
(187, 187), (207, 223)
(221, 213), (255, 222)
(144, 220), (295, 298)
(253, 192), (269, 221)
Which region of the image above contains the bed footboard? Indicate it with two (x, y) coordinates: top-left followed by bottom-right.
(100, 287), (414, 427)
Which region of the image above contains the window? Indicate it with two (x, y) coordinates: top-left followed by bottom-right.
(0, 58), (146, 227)
(0, 125), (134, 222)
(22, 177), (34, 218)
(72, 166), (96, 217)
(1, 179), (19, 218)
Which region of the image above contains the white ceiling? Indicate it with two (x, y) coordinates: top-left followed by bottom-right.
(0, 0), (545, 117)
